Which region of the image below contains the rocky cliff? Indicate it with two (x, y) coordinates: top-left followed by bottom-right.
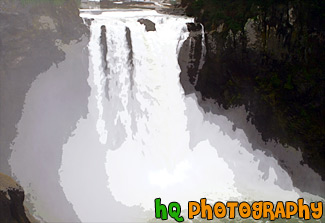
(0, 173), (33, 223)
(180, 0), (325, 180)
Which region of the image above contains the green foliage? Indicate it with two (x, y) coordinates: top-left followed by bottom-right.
(184, 0), (257, 32)
(184, 0), (325, 173)
(184, 0), (325, 32)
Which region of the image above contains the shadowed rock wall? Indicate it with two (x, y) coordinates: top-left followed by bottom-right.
(0, 173), (32, 223)
(181, 0), (325, 179)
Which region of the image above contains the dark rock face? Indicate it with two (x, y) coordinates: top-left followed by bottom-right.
(137, 18), (156, 32)
(0, 173), (31, 223)
(181, 0), (325, 180)
(179, 22), (204, 94)
(100, 25), (108, 70)
(186, 22), (201, 32)
(125, 27), (135, 89)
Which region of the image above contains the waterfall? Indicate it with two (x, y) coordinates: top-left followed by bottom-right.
(197, 23), (206, 73)
(59, 9), (325, 221)
(8, 9), (323, 223)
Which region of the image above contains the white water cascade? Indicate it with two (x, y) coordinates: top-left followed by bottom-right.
(59, 10), (314, 221)
(9, 9), (323, 223)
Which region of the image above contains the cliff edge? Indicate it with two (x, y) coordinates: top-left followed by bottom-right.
(181, 0), (325, 180)
(0, 173), (33, 223)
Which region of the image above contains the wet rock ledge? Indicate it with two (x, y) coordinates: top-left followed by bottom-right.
(137, 18), (156, 32)
(0, 173), (32, 223)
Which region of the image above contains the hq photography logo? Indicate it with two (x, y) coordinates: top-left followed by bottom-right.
(154, 198), (323, 222)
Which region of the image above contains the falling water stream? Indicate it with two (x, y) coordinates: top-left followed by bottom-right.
(9, 9), (324, 223)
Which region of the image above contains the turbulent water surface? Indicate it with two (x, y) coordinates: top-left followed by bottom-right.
(8, 9), (324, 222)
